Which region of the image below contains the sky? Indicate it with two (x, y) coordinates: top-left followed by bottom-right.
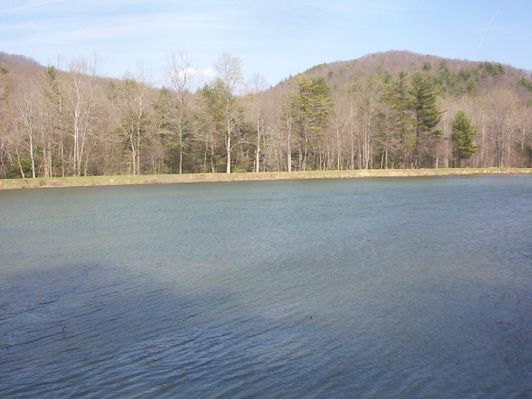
(0, 0), (531, 87)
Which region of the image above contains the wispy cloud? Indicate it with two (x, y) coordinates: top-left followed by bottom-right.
(0, 0), (530, 84)
(0, 0), (69, 14)
(2, 11), (240, 47)
(476, 0), (503, 50)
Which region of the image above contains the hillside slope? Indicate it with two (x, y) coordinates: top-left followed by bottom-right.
(271, 50), (531, 99)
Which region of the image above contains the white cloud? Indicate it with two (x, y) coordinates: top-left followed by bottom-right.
(167, 66), (218, 89)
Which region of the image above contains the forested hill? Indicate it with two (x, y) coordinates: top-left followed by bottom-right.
(0, 52), (42, 73)
(0, 50), (531, 179)
(273, 50), (530, 97)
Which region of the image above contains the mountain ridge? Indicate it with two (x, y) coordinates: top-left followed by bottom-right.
(2, 50), (530, 91)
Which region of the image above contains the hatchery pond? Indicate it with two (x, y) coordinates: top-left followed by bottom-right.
(1, 176), (531, 397)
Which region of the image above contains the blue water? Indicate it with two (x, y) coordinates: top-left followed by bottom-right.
(1, 176), (531, 398)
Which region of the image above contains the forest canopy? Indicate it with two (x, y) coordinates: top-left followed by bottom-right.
(0, 50), (531, 179)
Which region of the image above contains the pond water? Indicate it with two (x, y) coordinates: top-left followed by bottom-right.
(1, 176), (531, 398)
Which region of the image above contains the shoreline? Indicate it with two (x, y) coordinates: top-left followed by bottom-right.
(1, 168), (531, 190)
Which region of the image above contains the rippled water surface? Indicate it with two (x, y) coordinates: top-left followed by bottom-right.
(1, 176), (531, 398)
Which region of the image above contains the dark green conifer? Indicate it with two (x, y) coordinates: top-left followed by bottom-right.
(451, 110), (476, 167)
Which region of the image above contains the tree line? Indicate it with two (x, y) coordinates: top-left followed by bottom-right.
(0, 53), (530, 179)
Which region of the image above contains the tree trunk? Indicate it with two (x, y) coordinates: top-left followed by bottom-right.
(179, 140), (183, 174)
(226, 133), (231, 174)
(15, 148), (25, 179)
(255, 116), (261, 173)
(336, 126), (341, 170)
(136, 126), (141, 175)
(286, 116), (292, 173)
(60, 142), (65, 177)
(29, 131), (35, 178)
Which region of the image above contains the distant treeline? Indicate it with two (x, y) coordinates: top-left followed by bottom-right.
(0, 52), (531, 178)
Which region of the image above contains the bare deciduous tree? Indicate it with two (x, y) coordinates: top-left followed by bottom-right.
(214, 53), (243, 174)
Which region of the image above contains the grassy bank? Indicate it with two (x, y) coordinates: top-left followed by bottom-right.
(1, 168), (531, 190)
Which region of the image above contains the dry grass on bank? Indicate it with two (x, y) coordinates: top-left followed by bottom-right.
(1, 168), (531, 190)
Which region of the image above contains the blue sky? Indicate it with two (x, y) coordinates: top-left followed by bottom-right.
(0, 0), (530, 86)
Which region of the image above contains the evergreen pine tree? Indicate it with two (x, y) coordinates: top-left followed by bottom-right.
(293, 76), (332, 170)
(451, 110), (477, 167)
(381, 71), (414, 166)
(409, 72), (441, 167)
